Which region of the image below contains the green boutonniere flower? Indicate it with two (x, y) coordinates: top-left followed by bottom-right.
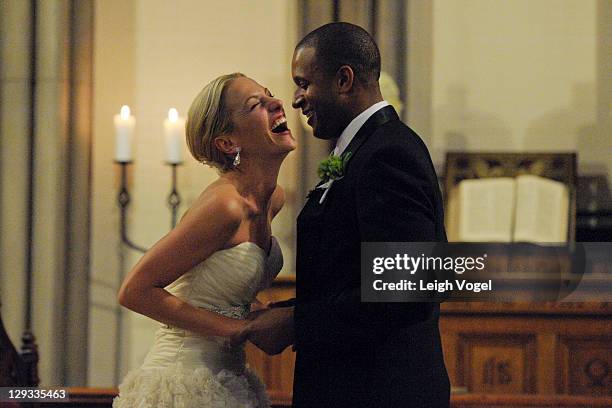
(306, 152), (352, 202)
(317, 152), (352, 184)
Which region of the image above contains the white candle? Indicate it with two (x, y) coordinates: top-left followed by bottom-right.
(164, 108), (185, 164)
(114, 105), (135, 162)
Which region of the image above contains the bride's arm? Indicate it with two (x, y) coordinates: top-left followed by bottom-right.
(118, 187), (247, 337)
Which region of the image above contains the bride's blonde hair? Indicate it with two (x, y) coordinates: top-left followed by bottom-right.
(186, 72), (245, 172)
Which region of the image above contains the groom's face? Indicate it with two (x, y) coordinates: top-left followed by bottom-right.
(291, 46), (342, 140)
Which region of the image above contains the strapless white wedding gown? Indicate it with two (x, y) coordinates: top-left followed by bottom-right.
(113, 238), (283, 408)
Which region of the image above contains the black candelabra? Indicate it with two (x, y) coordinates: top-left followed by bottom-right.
(116, 161), (182, 253)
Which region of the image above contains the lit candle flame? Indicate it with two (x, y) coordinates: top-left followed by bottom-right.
(120, 105), (131, 120)
(168, 108), (179, 122)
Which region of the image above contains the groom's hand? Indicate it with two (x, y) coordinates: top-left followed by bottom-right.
(242, 306), (295, 355)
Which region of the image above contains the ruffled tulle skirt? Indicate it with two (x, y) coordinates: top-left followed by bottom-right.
(112, 362), (270, 408)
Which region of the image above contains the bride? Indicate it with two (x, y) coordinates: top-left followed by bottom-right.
(113, 73), (296, 407)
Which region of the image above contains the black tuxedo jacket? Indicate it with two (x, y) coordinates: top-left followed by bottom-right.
(292, 106), (450, 408)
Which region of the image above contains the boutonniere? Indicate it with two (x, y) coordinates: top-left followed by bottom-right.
(310, 152), (351, 204)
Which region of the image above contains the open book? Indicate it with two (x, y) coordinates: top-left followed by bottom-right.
(453, 175), (569, 243)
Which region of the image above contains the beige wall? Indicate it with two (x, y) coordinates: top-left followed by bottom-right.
(89, 0), (299, 386)
(89, 0), (135, 387)
(427, 0), (611, 178)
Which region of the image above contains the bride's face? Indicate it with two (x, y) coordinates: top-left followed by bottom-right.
(222, 77), (296, 160)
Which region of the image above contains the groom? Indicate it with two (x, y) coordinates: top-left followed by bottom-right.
(243, 22), (450, 407)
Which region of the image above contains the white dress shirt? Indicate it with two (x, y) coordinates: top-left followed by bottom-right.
(333, 100), (390, 156)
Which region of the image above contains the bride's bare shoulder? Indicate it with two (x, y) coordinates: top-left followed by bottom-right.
(181, 181), (246, 227)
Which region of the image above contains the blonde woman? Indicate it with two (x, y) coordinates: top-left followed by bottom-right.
(113, 73), (296, 408)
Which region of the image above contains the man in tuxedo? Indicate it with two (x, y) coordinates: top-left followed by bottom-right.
(242, 22), (450, 408)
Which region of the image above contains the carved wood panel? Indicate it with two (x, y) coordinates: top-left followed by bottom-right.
(457, 333), (537, 394)
(248, 280), (612, 402)
(557, 336), (612, 396)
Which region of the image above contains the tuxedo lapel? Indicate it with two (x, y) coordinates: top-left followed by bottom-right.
(341, 105), (399, 173)
(298, 182), (327, 221)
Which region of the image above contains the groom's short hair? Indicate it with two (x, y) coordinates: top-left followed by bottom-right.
(296, 22), (381, 85)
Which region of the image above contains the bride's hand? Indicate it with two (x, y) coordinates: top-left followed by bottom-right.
(228, 301), (267, 347)
(239, 307), (295, 355)
(228, 319), (249, 347)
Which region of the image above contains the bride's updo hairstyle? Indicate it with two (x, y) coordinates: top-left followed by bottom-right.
(186, 72), (245, 172)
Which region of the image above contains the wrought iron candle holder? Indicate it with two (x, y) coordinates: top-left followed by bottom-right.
(116, 161), (182, 253)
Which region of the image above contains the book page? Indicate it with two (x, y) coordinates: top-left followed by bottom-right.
(513, 175), (569, 243)
(457, 178), (516, 242)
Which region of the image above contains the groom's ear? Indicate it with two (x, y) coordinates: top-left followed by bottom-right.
(336, 65), (354, 94)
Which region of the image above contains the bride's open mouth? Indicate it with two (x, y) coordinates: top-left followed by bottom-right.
(270, 117), (292, 137)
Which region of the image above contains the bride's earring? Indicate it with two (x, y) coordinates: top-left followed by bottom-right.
(233, 147), (241, 167)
